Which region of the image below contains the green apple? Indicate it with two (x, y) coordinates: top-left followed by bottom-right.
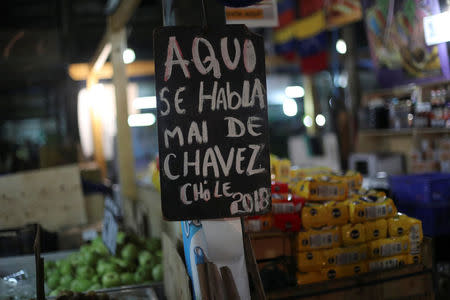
(82, 250), (98, 267)
(91, 275), (100, 284)
(46, 274), (60, 290)
(138, 251), (154, 267)
(92, 238), (110, 257)
(69, 253), (84, 266)
(121, 244), (138, 262)
(49, 289), (61, 297)
(111, 257), (129, 270)
(102, 272), (121, 288)
(145, 238), (161, 252)
(80, 244), (90, 254)
(45, 267), (60, 280)
(96, 261), (118, 275)
(45, 260), (56, 270)
(116, 231), (126, 245)
(152, 264), (163, 281)
(134, 265), (152, 283)
(59, 261), (73, 276)
(88, 283), (102, 291)
(59, 274), (73, 289)
(76, 265), (95, 279)
(70, 278), (91, 292)
(120, 272), (135, 285)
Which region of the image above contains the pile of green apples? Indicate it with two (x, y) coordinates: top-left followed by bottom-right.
(44, 232), (163, 297)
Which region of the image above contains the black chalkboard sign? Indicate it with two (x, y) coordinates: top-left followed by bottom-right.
(154, 24), (271, 220)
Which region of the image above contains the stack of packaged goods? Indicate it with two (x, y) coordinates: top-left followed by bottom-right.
(295, 178), (424, 285)
(246, 155), (424, 286)
(246, 157), (305, 232)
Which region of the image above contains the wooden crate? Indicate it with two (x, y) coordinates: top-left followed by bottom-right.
(0, 165), (87, 231)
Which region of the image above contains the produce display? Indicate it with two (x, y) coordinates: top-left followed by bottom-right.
(44, 232), (163, 296)
(246, 155), (424, 286)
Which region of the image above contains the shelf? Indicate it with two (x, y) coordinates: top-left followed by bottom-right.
(247, 230), (296, 240)
(359, 128), (449, 137)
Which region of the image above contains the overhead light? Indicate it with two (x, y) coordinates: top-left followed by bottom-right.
(133, 96), (156, 109)
(128, 113), (156, 127)
(315, 114), (326, 127)
(336, 39), (347, 54)
(282, 98), (297, 117)
(285, 86), (305, 98)
(303, 115), (313, 128)
(123, 48), (135, 64)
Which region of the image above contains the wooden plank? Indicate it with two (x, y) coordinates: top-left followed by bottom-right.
(303, 75), (317, 135)
(110, 28), (137, 201)
(0, 165), (87, 231)
(109, 0), (142, 32)
(162, 232), (191, 300)
(68, 61), (155, 81)
(268, 271), (434, 300)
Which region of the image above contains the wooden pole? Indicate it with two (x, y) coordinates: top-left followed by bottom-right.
(109, 26), (137, 201)
(86, 73), (107, 178)
(303, 75), (317, 135)
(343, 24), (360, 156)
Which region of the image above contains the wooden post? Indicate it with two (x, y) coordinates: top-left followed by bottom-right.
(109, 26), (137, 201)
(86, 73), (107, 177)
(303, 75), (318, 135)
(343, 24), (360, 155)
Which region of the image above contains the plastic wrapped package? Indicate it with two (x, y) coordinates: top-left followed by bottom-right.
(273, 213), (301, 232)
(292, 177), (348, 201)
(387, 214), (423, 255)
(368, 255), (407, 272)
(276, 159), (292, 183)
(322, 262), (368, 280)
(364, 219), (388, 242)
(245, 214), (272, 232)
(301, 203), (329, 229)
(301, 201), (349, 229)
(341, 223), (366, 246)
(368, 236), (409, 259)
(297, 227), (341, 252)
(406, 253), (422, 265)
(297, 249), (327, 272)
(349, 197), (397, 223)
(327, 201), (350, 226)
(271, 194), (304, 215)
(333, 171), (363, 193)
(325, 244), (368, 266)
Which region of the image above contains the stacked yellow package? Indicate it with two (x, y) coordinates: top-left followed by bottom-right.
(348, 197), (397, 223)
(333, 171), (363, 194)
(296, 170), (363, 285)
(298, 227), (341, 252)
(270, 154), (280, 181)
(293, 166), (425, 287)
(387, 214), (423, 265)
(293, 176), (348, 202)
(364, 219), (388, 241)
(302, 201), (349, 229)
(367, 236), (409, 259)
(289, 166), (334, 182)
(341, 223), (366, 246)
(368, 255), (407, 272)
